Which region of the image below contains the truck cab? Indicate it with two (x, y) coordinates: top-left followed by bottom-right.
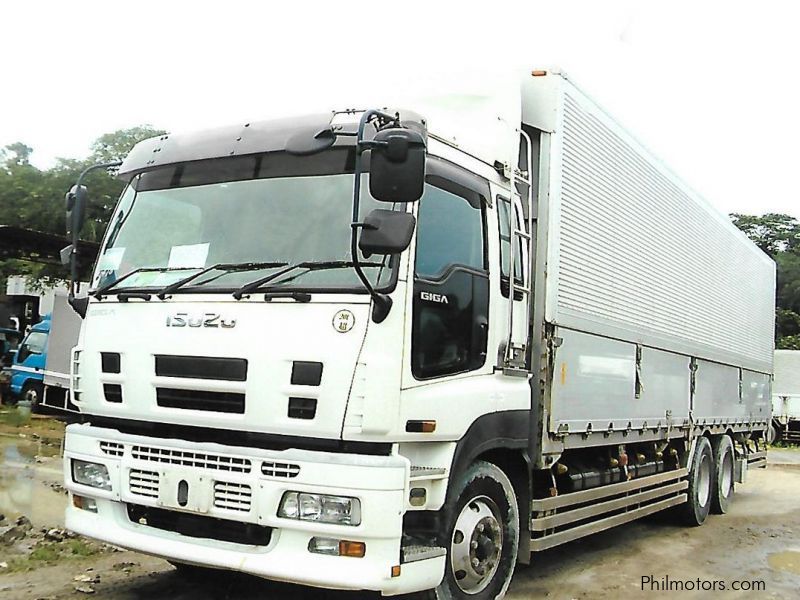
(10, 316), (50, 406)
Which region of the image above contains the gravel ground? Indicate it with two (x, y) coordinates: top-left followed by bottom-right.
(1, 420), (798, 599)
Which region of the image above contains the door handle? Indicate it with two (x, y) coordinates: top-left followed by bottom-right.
(475, 317), (489, 361)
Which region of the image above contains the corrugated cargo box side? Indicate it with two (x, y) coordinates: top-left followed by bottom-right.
(542, 74), (774, 375)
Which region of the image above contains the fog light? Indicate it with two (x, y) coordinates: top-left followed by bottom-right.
(308, 537), (366, 558)
(72, 494), (98, 513)
(72, 459), (111, 491)
(279, 492), (361, 526)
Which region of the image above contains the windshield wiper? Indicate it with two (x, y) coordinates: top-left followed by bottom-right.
(232, 260), (385, 300)
(232, 263), (307, 300)
(94, 267), (193, 299)
(155, 261), (289, 300)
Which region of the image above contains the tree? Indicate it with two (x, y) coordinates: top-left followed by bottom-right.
(1, 142), (34, 166)
(90, 125), (166, 163)
(0, 125), (165, 288)
(732, 212), (800, 348)
(730, 213), (800, 257)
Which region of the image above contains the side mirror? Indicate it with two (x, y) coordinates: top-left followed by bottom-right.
(359, 209), (416, 258)
(369, 129), (425, 203)
(65, 184), (88, 241)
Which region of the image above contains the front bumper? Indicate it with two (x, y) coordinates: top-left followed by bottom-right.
(63, 423), (444, 595)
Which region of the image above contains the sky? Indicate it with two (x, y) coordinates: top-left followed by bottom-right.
(2, 0), (798, 217)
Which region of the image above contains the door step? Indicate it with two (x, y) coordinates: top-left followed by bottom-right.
(410, 466), (447, 481)
(401, 544), (447, 564)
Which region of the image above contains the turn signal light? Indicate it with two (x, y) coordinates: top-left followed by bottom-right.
(406, 420), (436, 433)
(72, 494), (98, 513)
(308, 537), (366, 558)
(339, 540), (366, 558)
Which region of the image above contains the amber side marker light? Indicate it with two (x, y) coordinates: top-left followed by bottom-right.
(339, 540), (367, 558)
(391, 565), (402, 578)
(406, 420), (436, 433)
(531, 70), (548, 77)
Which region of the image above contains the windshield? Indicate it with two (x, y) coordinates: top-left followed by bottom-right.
(92, 149), (397, 293)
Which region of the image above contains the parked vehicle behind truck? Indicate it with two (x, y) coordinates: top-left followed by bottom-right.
(40, 292), (83, 413)
(59, 70), (773, 598)
(10, 315), (50, 406)
(770, 349), (800, 443)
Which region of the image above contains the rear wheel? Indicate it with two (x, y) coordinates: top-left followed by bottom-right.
(680, 436), (713, 526)
(766, 422), (778, 445)
(710, 435), (734, 514)
(421, 461), (520, 600)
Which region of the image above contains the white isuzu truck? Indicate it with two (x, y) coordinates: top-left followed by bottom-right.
(60, 70), (774, 598)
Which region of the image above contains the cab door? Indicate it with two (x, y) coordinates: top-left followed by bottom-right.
(408, 179), (489, 381)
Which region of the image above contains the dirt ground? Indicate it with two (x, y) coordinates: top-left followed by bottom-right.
(1, 412), (798, 599)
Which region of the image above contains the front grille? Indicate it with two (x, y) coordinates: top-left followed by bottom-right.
(100, 441), (124, 457)
(155, 355), (248, 382)
(127, 504), (272, 546)
(261, 461), (300, 478)
(131, 445), (252, 473)
(213, 481), (252, 512)
(129, 469), (160, 498)
(156, 388), (245, 413)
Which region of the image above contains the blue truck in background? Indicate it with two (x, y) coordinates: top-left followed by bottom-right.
(10, 315), (51, 407)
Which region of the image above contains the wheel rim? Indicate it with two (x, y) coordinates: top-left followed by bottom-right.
(721, 450), (733, 498)
(25, 387), (39, 404)
(450, 495), (504, 595)
(697, 453), (711, 507)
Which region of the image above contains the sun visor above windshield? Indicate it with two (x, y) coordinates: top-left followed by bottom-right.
(119, 109), (429, 179)
(118, 114), (342, 178)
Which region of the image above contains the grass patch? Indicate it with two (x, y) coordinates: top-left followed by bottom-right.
(64, 538), (100, 557)
(29, 543), (60, 562)
(0, 408), (29, 427)
(0, 539), (104, 573)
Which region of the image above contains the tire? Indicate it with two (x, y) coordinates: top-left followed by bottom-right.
(680, 436), (713, 526)
(766, 422), (778, 445)
(710, 435), (734, 514)
(419, 461), (520, 600)
(21, 381), (44, 410)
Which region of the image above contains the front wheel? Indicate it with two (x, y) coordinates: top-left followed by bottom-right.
(21, 381), (44, 410)
(423, 461), (520, 600)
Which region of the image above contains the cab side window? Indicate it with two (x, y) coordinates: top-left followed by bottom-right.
(17, 331), (47, 363)
(412, 184), (489, 379)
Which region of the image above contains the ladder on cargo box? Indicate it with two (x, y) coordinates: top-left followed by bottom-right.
(504, 129), (534, 372)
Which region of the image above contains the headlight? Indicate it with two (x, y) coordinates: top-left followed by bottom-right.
(72, 460), (111, 491)
(278, 492), (361, 526)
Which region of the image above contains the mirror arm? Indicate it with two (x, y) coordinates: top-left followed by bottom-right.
(67, 160), (123, 317)
(350, 109), (398, 324)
